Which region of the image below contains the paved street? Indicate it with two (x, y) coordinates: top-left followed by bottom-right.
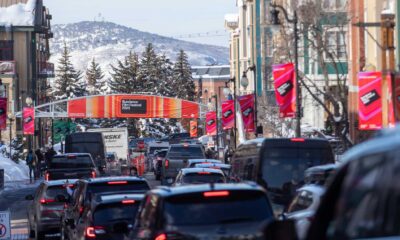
(0, 173), (159, 240)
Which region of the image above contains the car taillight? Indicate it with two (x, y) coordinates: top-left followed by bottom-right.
(155, 233), (167, 240)
(198, 172), (211, 175)
(165, 159), (169, 168)
(91, 170), (96, 178)
(86, 226), (106, 238)
(122, 199), (135, 204)
(203, 191), (230, 197)
(291, 138), (305, 142)
(40, 198), (55, 204)
(45, 172), (50, 181)
(107, 181), (128, 185)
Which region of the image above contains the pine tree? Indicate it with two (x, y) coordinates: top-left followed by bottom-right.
(172, 50), (196, 101)
(109, 52), (141, 94)
(53, 43), (84, 99)
(155, 54), (174, 97)
(85, 58), (106, 95)
(139, 43), (159, 94)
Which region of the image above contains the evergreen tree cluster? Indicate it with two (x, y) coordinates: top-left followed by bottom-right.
(53, 43), (196, 138)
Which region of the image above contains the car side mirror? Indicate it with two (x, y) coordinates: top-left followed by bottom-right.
(25, 194), (34, 201)
(263, 219), (298, 240)
(55, 194), (67, 202)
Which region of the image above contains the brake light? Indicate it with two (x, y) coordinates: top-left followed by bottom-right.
(91, 170), (96, 178)
(107, 181), (128, 185)
(40, 198), (55, 204)
(79, 206), (84, 214)
(122, 199), (136, 204)
(198, 172), (211, 175)
(155, 233), (167, 240)
(45, 172), (50, 181)
(165, 159), (169, 168)
(86, 226), (105, 238)
(291, 138), (305, 142)
(203, 191), (230, 197)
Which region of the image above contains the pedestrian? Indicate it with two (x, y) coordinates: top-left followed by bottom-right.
(44, 147), (56, 167)
(35, 148), (44, 177)
(26, 149), (36, 182)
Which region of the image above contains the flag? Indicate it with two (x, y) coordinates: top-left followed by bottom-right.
(206, 111), (217, 136)
(222, 100), (234, 130)
(0, 98), (6, 130)
(190, 120), (198, 138)
(23, 107), (35, 135)
(238, 94), (255, 133)
(358, 71), (382, 130)
(272, 63), (296, 118)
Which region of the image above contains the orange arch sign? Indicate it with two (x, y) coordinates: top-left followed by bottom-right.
(67, 95), (200, 119)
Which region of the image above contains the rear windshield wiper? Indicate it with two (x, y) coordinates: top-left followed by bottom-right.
(218, 217), (254, 224)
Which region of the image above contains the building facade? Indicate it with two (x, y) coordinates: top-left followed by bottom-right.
(0, 0), (53, 147)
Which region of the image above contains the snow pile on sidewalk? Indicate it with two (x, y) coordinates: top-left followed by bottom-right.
(0, 155), (29, 182)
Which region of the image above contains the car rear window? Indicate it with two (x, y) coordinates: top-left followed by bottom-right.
(156, 151), (167, 158)
(149, 147), (169, 155)
(45, 185), (75, 201)
(164, 190), (272, 226)
(93, 202), (140, 225)
(167, 146), (204, 158)
(182, 173), (225, 184)
(88, 181), (150, 195)
(49, 156), (94, 168)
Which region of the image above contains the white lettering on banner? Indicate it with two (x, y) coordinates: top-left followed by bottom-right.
(0, 211), (11, 240)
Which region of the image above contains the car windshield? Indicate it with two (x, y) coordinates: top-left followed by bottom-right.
(93, 202), (140, 225)
(261, 148), (331, 188)
(87, 181), (150, 196)
(49, 156), (94, 168)
(167, 146), (204, 158)
(164, 190), (272, 226)
(149, 147), (168, 155)
(182, 173), (225, 184)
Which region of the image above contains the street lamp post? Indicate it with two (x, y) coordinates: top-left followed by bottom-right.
(210, 95), (219, 158)
(270, 2), (302, 138)
(8, 113), (14, 158)
(241, 65), (259, 135)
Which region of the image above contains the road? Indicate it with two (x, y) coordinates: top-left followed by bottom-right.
(0, 173), (159, 240)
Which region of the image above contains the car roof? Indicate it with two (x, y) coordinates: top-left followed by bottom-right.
(54, 153), (91, 157)
(44, 179), (79, 186)
(153, 182), (264, 197)
(297, 184), (325, 196)
(238, 137), (331, 148)
(96, 193), (145, 204)
(195, 163), (231, 169)
(170, 143), (201, 147)
(148, 142), (169, 147)
(180, 168), (224, 175)
(83, 176), (146, 184)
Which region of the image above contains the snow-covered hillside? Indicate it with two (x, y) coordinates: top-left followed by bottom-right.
(49, 21), (229, 77)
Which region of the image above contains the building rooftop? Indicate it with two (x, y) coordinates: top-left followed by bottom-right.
(192, 65), (231, 80)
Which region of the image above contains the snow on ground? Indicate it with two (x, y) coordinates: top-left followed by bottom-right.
(0, 155), (29, 182)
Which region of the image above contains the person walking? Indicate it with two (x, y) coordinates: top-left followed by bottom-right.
(26, 149), (36, 182)
(35, 148), (44, 177)
(44, 147), (56, 167)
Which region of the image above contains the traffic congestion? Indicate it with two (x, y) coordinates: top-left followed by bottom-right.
(14, 126), (399, 240)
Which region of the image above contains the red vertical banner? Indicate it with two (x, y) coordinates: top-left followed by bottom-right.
(190, 120), (198, 138)
(23, 107), (35, 135)
(221, 100), (234, 130)
(0, 98), (7, 130)
(206, 111), (217, 136)
(388, 73), (396, 127)
(238, 94), (255, 133)
(358, 72), (382, 130)
(272, 63), (296, 118)
(394, 74), (400, 122)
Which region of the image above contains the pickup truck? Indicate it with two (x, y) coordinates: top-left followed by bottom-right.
(161, 143), (206, 185)
(44, 153), (99, 181)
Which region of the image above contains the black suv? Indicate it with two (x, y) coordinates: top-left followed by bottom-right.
(61, 177), (150, 240)
(44, 153), (99, 181)
(67, 193), (144, 240)
(128, 183), (274, 239)
(25, 179), (77, 239)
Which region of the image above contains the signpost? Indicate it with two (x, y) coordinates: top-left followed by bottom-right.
(0, 211), (11, 240)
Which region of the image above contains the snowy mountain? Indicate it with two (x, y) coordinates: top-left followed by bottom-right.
(49, 21), (229, 77)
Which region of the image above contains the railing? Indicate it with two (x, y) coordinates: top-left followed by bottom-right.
(0, 61), (16, 75)
(38, 62), (55, 78)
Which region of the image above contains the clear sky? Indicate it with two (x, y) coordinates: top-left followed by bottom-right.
(44, 0), (237, 47)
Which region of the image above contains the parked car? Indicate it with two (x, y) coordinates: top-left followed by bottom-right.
(173, 168), (226, 186)
(61, 177), (150, 240)
(231, 138), (334, 211)
(65, 193), (144, 240)
(186, 159), (222, 168)
(44, 153), (98, 181)
(25, 179), (77, 239)
(161, 143), (206, 185)
(128, 183), (274, 239)
(153, 149), (168, 180)
(264, 127), (400, 239)
(284, 185), (325, 239)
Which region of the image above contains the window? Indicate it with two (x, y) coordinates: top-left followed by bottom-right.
(325, 30), (347, 60)
(322, 0), (346, 10)
(0, 41), (13, 61)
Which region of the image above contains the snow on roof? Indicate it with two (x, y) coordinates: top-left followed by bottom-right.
(224, 14), (239, 22)
(0, 0), (36, 26)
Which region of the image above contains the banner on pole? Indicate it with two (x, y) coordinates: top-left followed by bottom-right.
(388, 73), (396, 127)
(272, 63), (296, 118)
(190, 120), (198, 138)
(205, 111), (217, 136)
(358, 71), (382, 130)
(0, 98), (7, 130)
(221, 100), (234, 130)
(23, 107), (35, 135)
(238, 94), (255, 133)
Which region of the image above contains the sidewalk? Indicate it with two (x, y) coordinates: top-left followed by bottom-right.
(11, 219), (28, 240)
